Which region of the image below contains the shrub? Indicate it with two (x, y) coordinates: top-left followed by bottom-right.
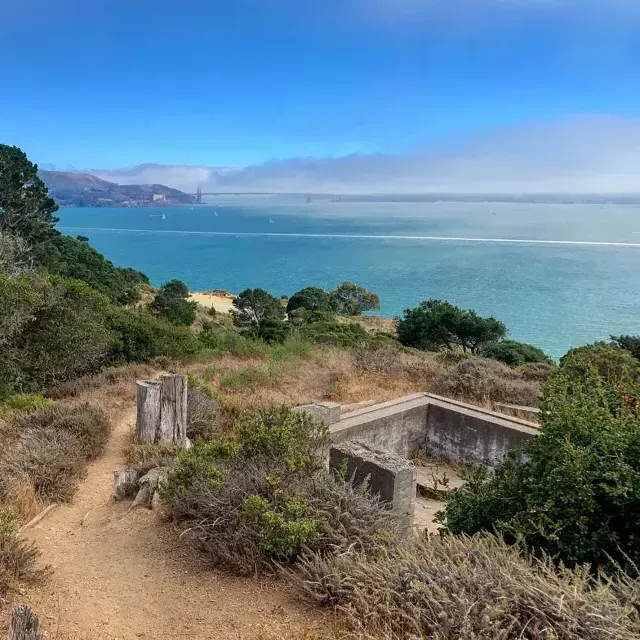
(0, 403), (110, 505)
(232, 288), (285, 335)
(302, 317), (371, 347)
(440, 351), (640, 571)
(612, 335), (640, 362)
(292, 534), (640, 640)
(257, 316), (290, 344)
(481, 339), (552, 366)
(517, 361), (556, 382)
(430, 358), (540, 407)
(397, 299), (506, 354)
(1, 394), (54, 414)
(0, 272), (114, 397)
(198, 326), (268, 358)
(0, 530), (48, 597)
(219, 365), (274, 390)
(165, 407), (396, 574)
(149, 279), (197, 326)
(106, 307), (199, 364)
(186, 378), (220, 441)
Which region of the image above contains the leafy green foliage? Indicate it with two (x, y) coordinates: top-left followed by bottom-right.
(150, 279), (197, 326)
(33, 232), (147, 304)
(0, 272), (113, 397)
(232, 288), (285, 334)
(397, 299), (507, 354)
(481, 340), (552, 366)
(301, 315), (371, 347)
(612, 335), (640, 362)
(0, 144), (58, 240)
(256, 316), (290, 344)
(106, 307), (199, 365)
(440, 345), (640, 570)
(286, 286), (339, 314)
(1, 394), (54, 415)
(330, 281), (380, 316)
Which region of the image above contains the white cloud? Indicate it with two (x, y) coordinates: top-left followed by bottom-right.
(89, 116), (640, 195)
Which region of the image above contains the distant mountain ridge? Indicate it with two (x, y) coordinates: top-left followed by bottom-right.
(39, 170), (195, 207)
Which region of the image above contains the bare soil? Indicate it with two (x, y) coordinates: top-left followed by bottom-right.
(17, 401), (329, 639)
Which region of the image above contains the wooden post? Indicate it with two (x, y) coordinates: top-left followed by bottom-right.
(135, 380), (162, 444)
(159, 374), (187, 447)
(8, 605), (44, 640)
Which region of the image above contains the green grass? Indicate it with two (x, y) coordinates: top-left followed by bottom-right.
(219, 365), (277, 390)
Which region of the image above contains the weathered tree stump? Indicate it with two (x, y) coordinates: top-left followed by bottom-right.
(8, 605), (44, 640)
(135, 380), (162, 444)
(135, 374), (187, 447)
(113, 468), (142, 500)
(159, 374), (187, 447)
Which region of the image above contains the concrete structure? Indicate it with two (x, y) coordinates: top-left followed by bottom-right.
(330, 393), (538, 468)
(329, 441), (416, 533)
(293, 401), (341, 426)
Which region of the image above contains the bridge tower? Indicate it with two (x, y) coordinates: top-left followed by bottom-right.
(196, 187), (202, 205)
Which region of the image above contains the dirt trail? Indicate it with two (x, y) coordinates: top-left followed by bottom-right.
(22, 404), (326, 639)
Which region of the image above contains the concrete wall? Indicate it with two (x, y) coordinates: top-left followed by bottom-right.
(330, 394), (429, 458)
(329, 441), (416, 533)
(329, 393), (538, 468)
(424, 395), (539, 467)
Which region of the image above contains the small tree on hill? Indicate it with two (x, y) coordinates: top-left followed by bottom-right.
(330, 282), (380, 316)
(611, 335), (640, 362)
(0, 145), (58, 239)
(397, 299), (506, 354)
(150, 279), (196, 326)
(287, 286), (338, 314)
(482, 339), (551, 367)
(232, 288), (285, 335)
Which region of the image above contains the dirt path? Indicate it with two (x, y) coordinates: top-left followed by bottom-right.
(21, 404), (327, 639)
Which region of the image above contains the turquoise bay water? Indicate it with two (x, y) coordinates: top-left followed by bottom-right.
(58, 197), (640, 359)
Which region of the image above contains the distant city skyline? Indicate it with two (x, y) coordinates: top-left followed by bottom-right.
(3, 0), (640, 192)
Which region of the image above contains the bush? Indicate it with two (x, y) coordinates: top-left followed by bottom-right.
(430, 358), (540, 407)
(165, 407), (397, 574)
(330, 282), (380, 316)
(106, 307), (199, 364)
(232, 288), (285, 335)
(440, 350), (640, 571)
(612, 335), (640, 361)
(0, 273), (114, 397)
(302, 317), (371, 347)
(186, 378), (220, 441)
(0, 530), (48, 597)
(0, 403), (110, 505)
(517, 361), (557, 382)
(1, 394), (54, 414)
(482, 339), (552, 367)
(256, 316), (290, 344)
(198, 326), (268, 358)
(149, 279), (197, 326)
(292, 534), (640, 640)
(286, 287), (338, 314)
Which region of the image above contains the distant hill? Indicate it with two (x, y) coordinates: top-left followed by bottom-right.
(39, 170), (196, 207)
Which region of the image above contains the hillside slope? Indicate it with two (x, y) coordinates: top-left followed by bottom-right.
(40, 170), (195, 207)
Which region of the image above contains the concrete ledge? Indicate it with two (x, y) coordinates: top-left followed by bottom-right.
(330, 441), (416, 532)
(293, 401), (341, 425)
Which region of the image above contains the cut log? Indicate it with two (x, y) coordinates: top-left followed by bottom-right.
(135, 380), (162, 444)
(113, 468), (142, 500)
(18, 504), (57, 533)
(159, 374), (187, 447)
(8, 605), (44, 640)
(132, 467), (169, 509)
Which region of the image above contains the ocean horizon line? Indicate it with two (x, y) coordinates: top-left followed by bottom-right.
(59, 226), (640, 248)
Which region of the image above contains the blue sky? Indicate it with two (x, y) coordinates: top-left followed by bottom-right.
(2, 0), (640, 191)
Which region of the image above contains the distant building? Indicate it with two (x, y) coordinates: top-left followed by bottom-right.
(152, 193), (165, 202)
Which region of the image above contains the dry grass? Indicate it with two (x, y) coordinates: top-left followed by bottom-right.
(124, 442), (181, 473)
(292, 534), (640, 640)
(0, 531), (49, 598)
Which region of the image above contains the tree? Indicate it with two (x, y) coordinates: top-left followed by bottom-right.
(286, 287), (338, 314)
(611, 335), (640, 362)
(440, 345), (640, 571)
(481, 340), (551, 367)
(330, 282), (380, 316)
(0, 145), (58, 239)
(150, 279), (196, 326)
(397, 299), (506, 354)
(232, 288), (285, 334)
(257, 316), (290, 344)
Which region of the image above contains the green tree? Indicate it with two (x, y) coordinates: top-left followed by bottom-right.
(0, 145), (58, 239)
(286, 287), (338, 314)
(481, 340), (551, 366)
(330, 282), (380, 316)
(611, 335), (640, 362)
(232, 288), (285, 335)
(440, 345), (640, 571)
(150, 279), (196, 326)
(257, 316), (290, 344)
(397, 299), (506, 354)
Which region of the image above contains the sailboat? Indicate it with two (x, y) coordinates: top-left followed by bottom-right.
(269, 218), (274, 223)
(162, 213), (166, 220)
(214, 211), (218, 217)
